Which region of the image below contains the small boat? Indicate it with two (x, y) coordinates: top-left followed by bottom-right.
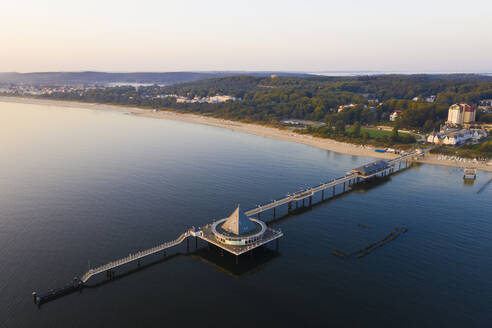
(375, 149), (386, 153)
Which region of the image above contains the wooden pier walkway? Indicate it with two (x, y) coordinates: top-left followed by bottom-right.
(246, 149), (425, 217)
(80, 230), (198, 283)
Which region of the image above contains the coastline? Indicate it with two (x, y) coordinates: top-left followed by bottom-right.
(1, 96), (491, 173)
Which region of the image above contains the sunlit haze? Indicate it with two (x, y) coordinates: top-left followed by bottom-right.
(1, 0), (491, 72)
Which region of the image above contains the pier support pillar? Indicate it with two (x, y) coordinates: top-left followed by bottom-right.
(32, 292), (37, 304)
(235, 256), (239, 265)
(163, 249), (166, 257)
(288, 201), (292, 213)
(343, 182), (346, 192)
(273, 207), (276, 218)
(137, 260), (140, 267)
(296, 201), (298, 209)
(399, 161), (402, 170)
(332, 185), (335, 197)
(321, 190), (324, 200)
(195, 236), (198, 249)
(309, 196), (312, 207)
(302, 198), (305, 207)
(257, 212), (260, 220)
(276, 239), (279, 252)
(186, 238), (189, 252)
(221, 249), (224, 257)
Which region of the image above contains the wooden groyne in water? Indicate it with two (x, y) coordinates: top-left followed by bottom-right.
(354, 227), (408, 259)
(332, 227), (408, 259)
(477, 178), (492, 194)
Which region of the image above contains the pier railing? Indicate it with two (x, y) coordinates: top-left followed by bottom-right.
(245, 149), (426, 217)
(81, 230), (192, 283)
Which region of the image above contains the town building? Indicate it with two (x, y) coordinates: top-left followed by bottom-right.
(447, 104), (463, 124)
(390, 110), (403, 121)
(479, 99), (492, 107)
(447, 103), (476, 125)
(427, 132), (441, 144)
(478, 99), (492, 112)
(428, 128), (487, 146)
(472, 129), (488, 141)
(441, 130), (471, 145)
(463, 104), (476, 123)
(337, 103), (357, 113)
(425, 95), (436, 103)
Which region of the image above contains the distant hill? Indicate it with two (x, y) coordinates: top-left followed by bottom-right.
(0, 71), (313, 86)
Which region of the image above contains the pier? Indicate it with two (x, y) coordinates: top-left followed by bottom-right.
(34, 149), (427, 304)
(246, 149), (424, 218)
(80, 231), (192, 283)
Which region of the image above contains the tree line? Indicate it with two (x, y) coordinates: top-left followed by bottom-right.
(40, 74), (492, 132)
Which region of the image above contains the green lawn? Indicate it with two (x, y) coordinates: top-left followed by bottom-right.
(346, 126), (411, 138)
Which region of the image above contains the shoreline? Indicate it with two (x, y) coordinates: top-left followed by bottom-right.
(2, 96), (491, 173)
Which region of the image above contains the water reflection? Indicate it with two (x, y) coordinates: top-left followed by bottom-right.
(191, 246), (280, 278)
(37, 245), (280, 307)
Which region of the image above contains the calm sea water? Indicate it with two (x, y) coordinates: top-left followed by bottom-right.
(0, 101), (491, 328)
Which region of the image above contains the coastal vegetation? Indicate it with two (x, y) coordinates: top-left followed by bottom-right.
(23, 74), (492, 148)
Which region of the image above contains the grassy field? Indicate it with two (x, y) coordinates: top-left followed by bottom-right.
(346, 126), (412, 138)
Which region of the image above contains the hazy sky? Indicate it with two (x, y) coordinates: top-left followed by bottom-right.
(1, 0), (491, 72)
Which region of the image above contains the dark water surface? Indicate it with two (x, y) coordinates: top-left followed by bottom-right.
(1, 101), (491, 327)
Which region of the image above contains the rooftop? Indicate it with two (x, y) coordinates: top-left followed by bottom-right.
(220, 206), (258, 236)
(353, 160), (389, 176)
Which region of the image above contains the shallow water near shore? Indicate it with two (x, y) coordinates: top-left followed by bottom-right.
(1, 101), (491, 327)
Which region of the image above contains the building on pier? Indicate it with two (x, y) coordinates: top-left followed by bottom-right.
(220, 206), (259, 237)
(199, 206), (282, 256)
(213, 206), (267, 246)
(349, 160), (389, 177)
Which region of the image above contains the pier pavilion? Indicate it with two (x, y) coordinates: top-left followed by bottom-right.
(349, 160), (390, 178)
(198, 206), (283, 262)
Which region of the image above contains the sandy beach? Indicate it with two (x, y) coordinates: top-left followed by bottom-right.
(2, 96), (491, 172)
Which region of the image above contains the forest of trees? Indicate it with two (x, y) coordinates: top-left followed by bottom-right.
(40, 74), (492, 134)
